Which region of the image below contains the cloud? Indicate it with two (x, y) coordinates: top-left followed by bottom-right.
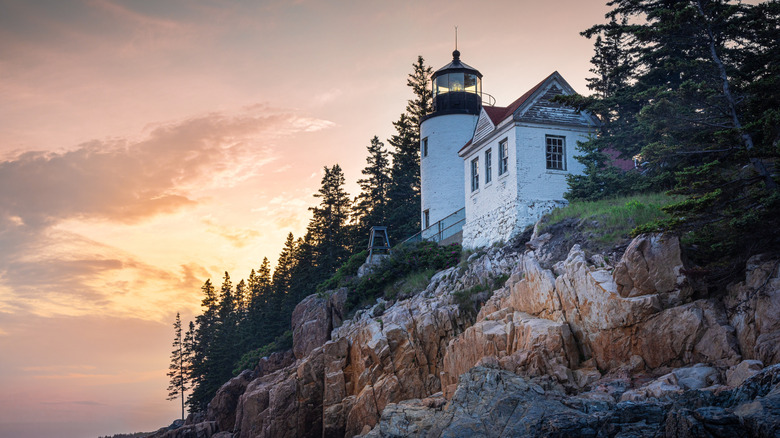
(202, 217), (262, 248)
(0, 227), (196, 319)
(0, 106), (334, 319)
(0, 108), (331, 227)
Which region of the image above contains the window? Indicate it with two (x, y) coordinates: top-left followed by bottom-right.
(423, 209), (430, 229)
(471, 158), (479, 192)
(484, 148), (492, 184)
(546, 135), (566, 170)
(421, 137), (428, 157)
(498, 139), (509, 175)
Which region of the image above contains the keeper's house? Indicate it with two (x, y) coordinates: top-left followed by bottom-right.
(419, 50), (598, 248)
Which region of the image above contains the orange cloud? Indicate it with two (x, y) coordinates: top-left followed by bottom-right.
(0, 106), (333, 319)
(0, 108), (330, 227)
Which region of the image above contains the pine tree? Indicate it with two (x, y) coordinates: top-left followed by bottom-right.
(385, 56), (433, 241)
(354, 136), (391, 246)
(405, 56), (434, 129)
(166, 312), (188, 420)
(571, 0), (780, 279)
(308, 165), (352, 275)
(272, 233), (297, 297)
(187, 279), (219, 411)
(386, 113), (421, 239)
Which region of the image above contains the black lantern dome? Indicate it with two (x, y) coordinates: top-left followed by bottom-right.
(429, 50), (483, 116)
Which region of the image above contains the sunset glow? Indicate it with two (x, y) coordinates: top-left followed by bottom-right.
(0, 1), (612, 436)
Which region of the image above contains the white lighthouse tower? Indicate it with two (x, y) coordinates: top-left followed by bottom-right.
(419, 50), (484, 235)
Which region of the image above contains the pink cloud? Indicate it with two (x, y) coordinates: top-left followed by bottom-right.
(0, 108), (329, 227)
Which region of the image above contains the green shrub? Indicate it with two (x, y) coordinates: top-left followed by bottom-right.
(452, 282), (490, 316)
(317, 250), (368, 293)
(344, 241), (461, 313)
(384, 269), (436, 300)
(493, 273), (510, 289)
(232, 330), (293, 375)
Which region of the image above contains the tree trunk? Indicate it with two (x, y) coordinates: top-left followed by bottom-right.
(694, 0), (776, 189)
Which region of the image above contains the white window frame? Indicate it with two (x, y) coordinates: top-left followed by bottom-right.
(470, 157), (479, 192)
(484, 148), (492, 184)
(423, 209), (430, 229)
(421, 137), (428, 158)
(498, 138), (509, 175)
(546, 135), (566, 170)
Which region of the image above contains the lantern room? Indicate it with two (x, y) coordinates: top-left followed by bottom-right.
(430, 50), (483, 116)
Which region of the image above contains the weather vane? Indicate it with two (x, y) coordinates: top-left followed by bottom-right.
(455, 25), (458, 50)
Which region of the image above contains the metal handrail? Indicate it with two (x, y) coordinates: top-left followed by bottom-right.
(482, 92), (496, 107)
(403, 208), (466, 244)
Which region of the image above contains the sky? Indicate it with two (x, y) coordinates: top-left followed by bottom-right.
(0, 0), (613, 436)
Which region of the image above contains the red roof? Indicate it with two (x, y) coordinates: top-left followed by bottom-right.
(482, 72), (556, 126)
(458, 72), (563, 156)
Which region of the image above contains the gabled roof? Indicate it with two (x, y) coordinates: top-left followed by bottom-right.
(482, 72), (556, 126)
(458, 71), (594, 157)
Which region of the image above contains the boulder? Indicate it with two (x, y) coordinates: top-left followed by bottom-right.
(727, 359), (764, 387)
(725, 255), (780, 365)
(291, 288), (348, 360)
(206, 369), (255, 432)
(613, 234), (690, 302)
(292, 295), (329, 360)
(146, 421), (218, 438)
(368, 365), (780, 438)
(233, 349), (324, 438)
(255, 349), (294, 377)
(441, 310), (579, 396)
(556, 244), (739, 371)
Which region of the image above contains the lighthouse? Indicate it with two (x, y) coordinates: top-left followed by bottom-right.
(419, 50), (483, 233)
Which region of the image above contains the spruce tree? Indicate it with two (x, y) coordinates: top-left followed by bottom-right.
(287, 232), (319, 307)
(308, 165), (352, 275)
(187, 279), (219, 411)
(354, 136), (391, 246)
(386, 56), (433, 241)
(209, 272), (241, 392)
(386, 113), (421, 240)
(272, 233), (297, 297)
(244, 258), (273, 347)
(166, 312), (188, 420)
(570, 0), (780, 279)
(405, 56), (434, 129)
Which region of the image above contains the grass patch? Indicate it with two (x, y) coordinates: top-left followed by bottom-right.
(540, 192), (678, 244)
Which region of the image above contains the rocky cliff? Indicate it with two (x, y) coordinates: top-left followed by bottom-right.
(150, 230), (780, 438)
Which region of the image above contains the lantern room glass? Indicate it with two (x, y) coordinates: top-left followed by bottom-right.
(434, 72), (482, 97)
